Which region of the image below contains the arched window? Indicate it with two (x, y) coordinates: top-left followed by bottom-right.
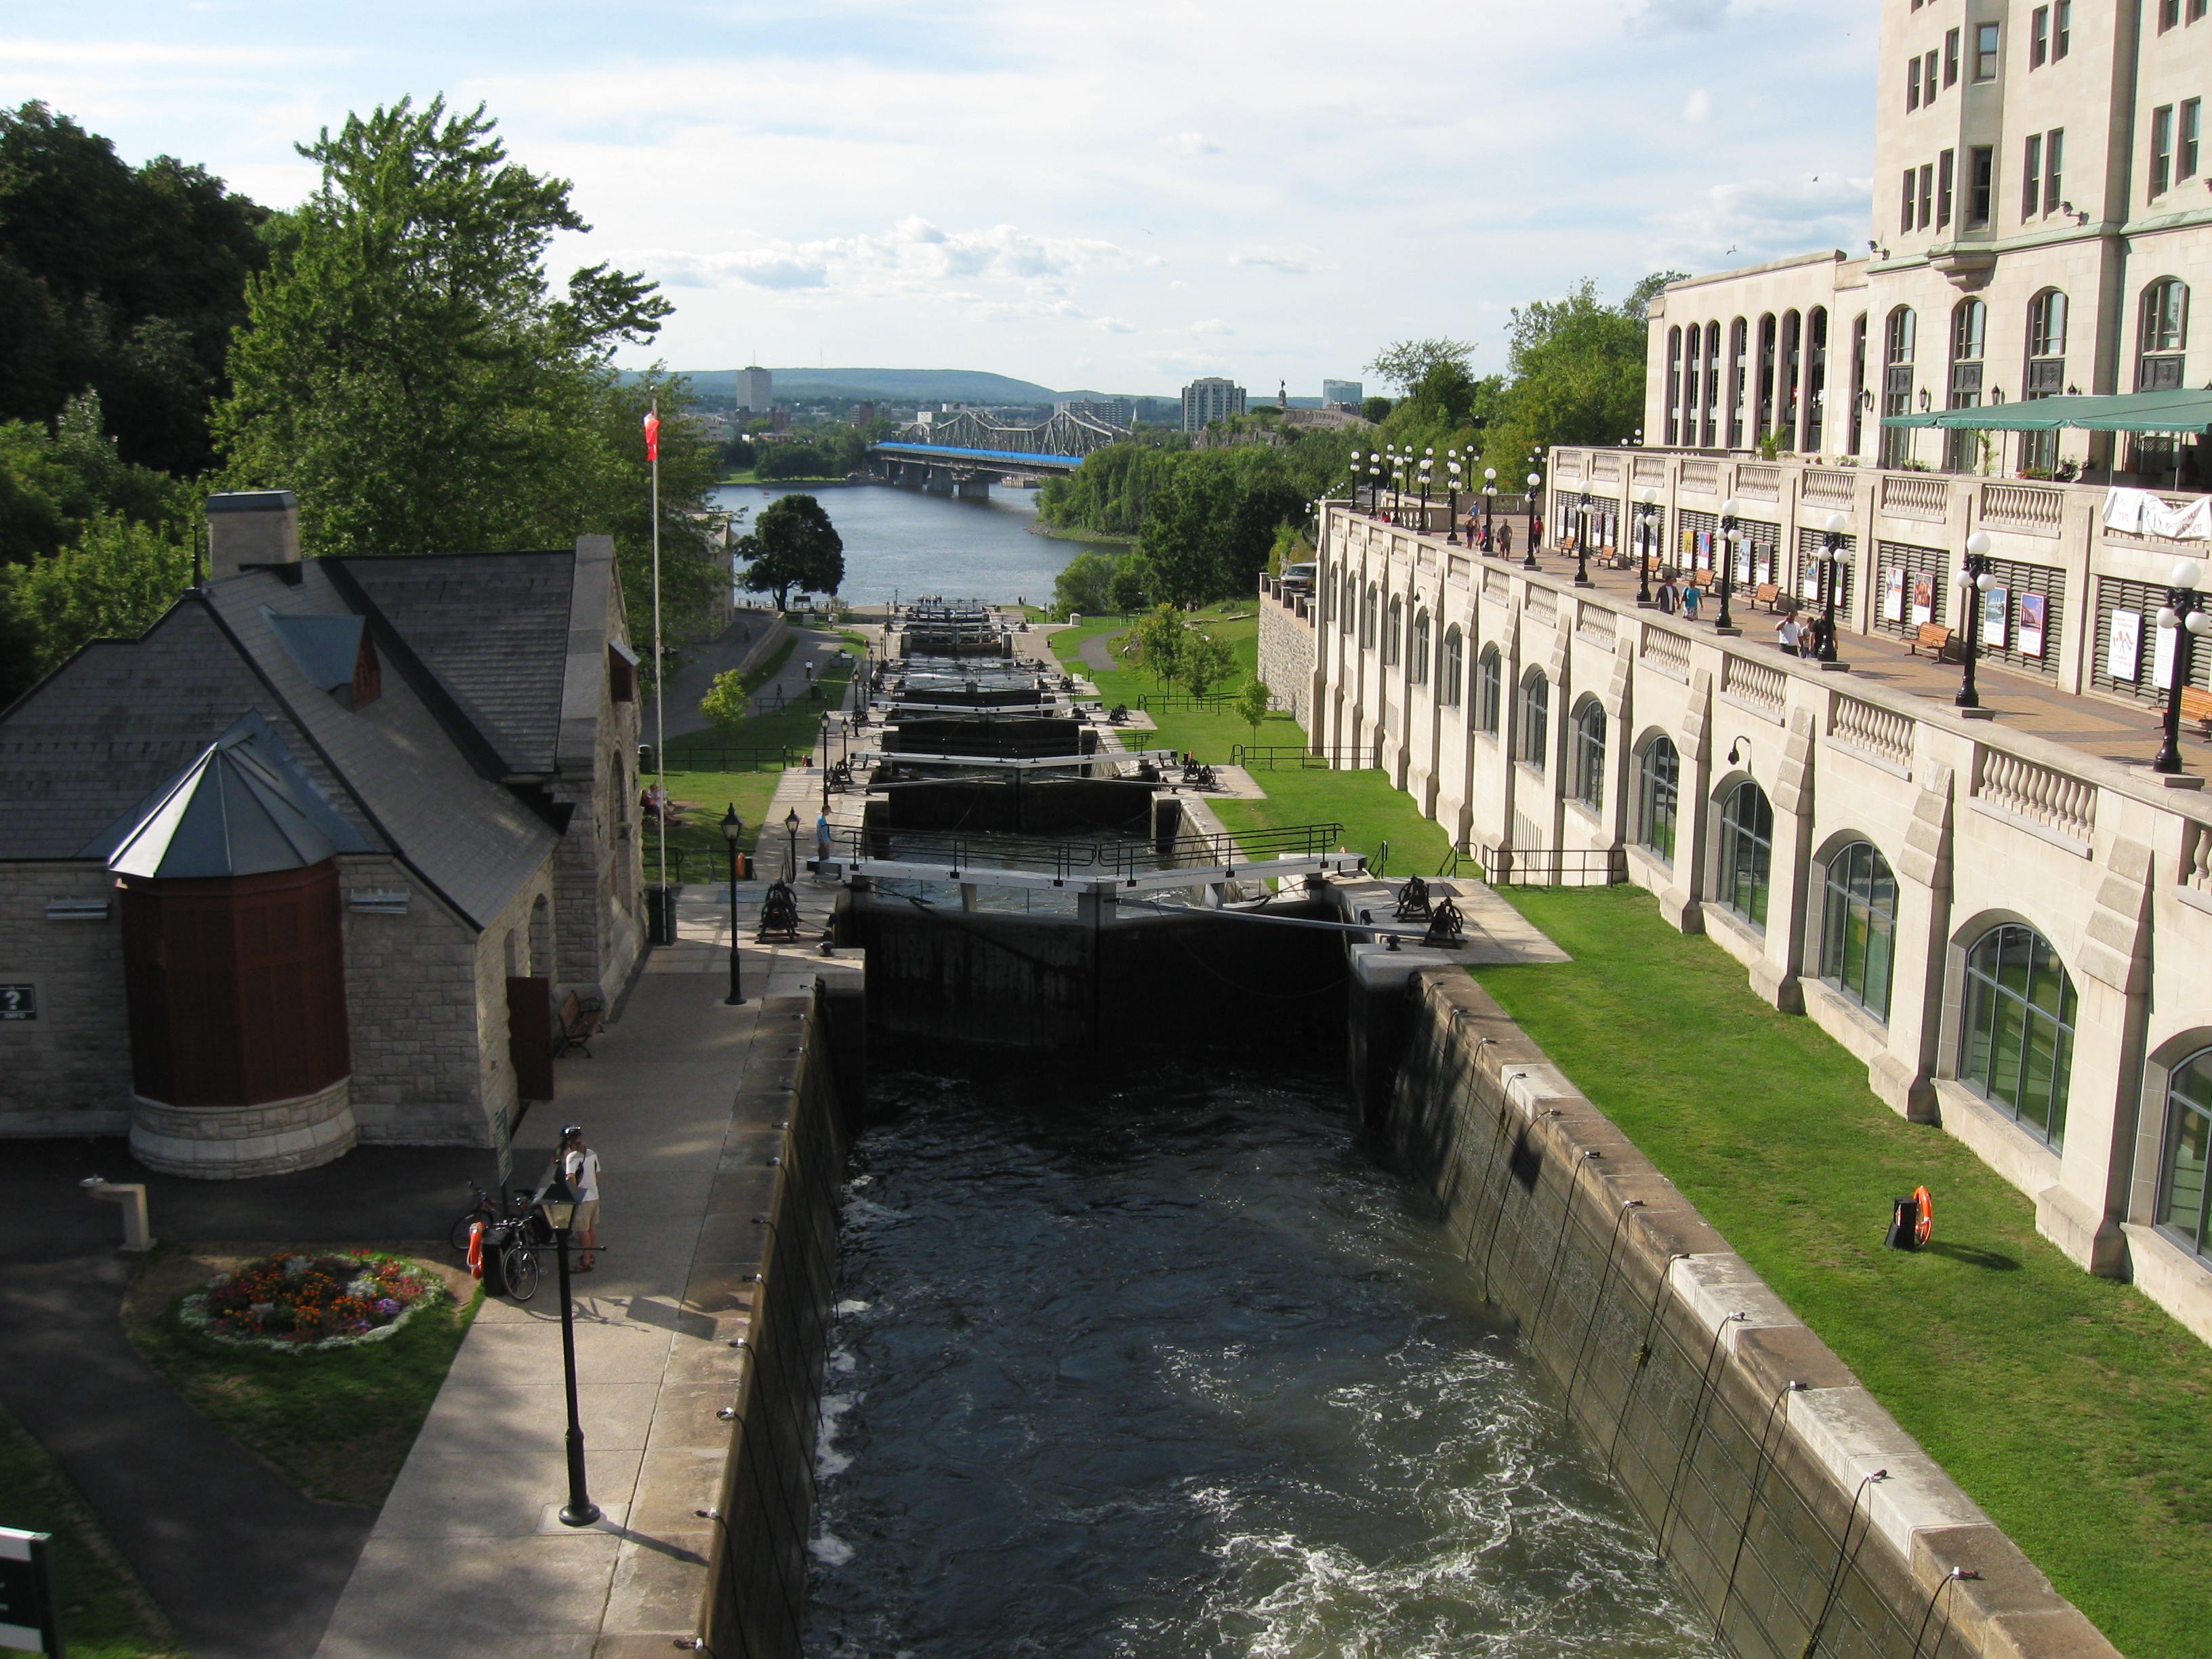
(1340, 572), (1356, 634)
(1666, 325), (1684, 446)
(2157, 1048), (2212, 1259)
(1518, 671), (1550, 769)
(1638, 736), (1679, 861)
(1384, 596), (1404, 665)
(1704, 321), (1723, 447)
(2024, 289), (2069, 472)
(1361, 583), (1378, 651)
(1683, 323), (1702, 444)
(1848, 312), (1868, 455)
(1820, 841), (1898, 1021)
(1946, 298), (1987, 470)
(1410, 610), (1431, 684)
(1727, 318), (1749, 449)
(1476, 646), (1502, 734)
(1717, 780), (1774, 928)
(1805, 307), (1828, 451)
(1570, 699), (1607, 810)
(1440, 626), (1464, 708)
(1880, 307), (1918, 468)
(1961, 923), (2077, 1147)
(2139, 279), (2189, 389)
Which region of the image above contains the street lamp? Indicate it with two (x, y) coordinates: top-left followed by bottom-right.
(1816, 511), (1847, 663)
(1716, 497), (1741, 634)
(538, 1172), (600, 1529)
(1483, 466), (1498, 548)
(1524, 472), (1542, 569)
(1633, 487), (1660, 607)
(1418, 453), (1433, 531)
(784, 806), (801, 880)
(2153, 556), (2209, 774)
(1956, 530), (1994, 710)
(1573, 491), (1595, 588)
(1446, 452), (1463, 541)
(819, 712), (833, 809)
(720, 805), (746, 1006)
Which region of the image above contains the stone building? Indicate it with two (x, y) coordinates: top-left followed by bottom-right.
(1648, 0), (2211, 485)
(0, 492), (644, 1177)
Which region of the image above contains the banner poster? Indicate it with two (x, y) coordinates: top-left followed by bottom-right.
(1736, 544), (1752, 584)
(1982, 584), (2009, 649)
(1801, 562), (1821, 602)
(2108, 608), (2142, 681)
(2155, 617), (2180, 690)
(1883, 565), (1906, 622)
(2019, 592), (2047, 657)
(1911, 572), (1933, 626)
(1756, 552), (1773, 586)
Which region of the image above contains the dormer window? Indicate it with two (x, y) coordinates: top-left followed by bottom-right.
(609, 640), (638, 703)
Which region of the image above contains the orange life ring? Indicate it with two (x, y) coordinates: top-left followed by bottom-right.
(1912, 1185), (1933, 1249)
(467, 1219), (485, 1279)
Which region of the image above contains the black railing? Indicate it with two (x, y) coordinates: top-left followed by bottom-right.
(1469, 844), (1626, 888)
(1230, 743), (1383, 771)
(838, 820), (1345, 880)
(657, 746), (803, 773)
(1139, 691), (1240, 713)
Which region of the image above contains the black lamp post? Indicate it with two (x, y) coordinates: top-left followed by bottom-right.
(539, 1173), (600, 1529)
(1367, 462), (1380, 513)
(2153, 556), (2208, 774)
(819, 713), (833, 810)
(1816, 511), (1847, 663)
(1483, 467), (1497, 548)
(1956, 531), (1993, 709)
(1716, 497), (1741, 634)
(1418, 450), (1433, 532)
(1634, 488), (1658, 606)
(1446, 452), (1462, 541)
(784, 807), (800, 880)
(720, 804), (745, 1006)
(1524, 470), (1542, 569)
(1573, 491), (1595, 588)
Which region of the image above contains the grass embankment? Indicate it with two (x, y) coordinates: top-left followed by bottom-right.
(1047, 613), (1452, 874)
(0, 1405), (180, 1658)
(652, 635), (863, 880)
(123, 1248), (481, 1509)
(1474, 886), (2212, 1659)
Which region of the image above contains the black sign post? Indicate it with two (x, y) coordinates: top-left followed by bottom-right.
(0, 1526), (62, 1657)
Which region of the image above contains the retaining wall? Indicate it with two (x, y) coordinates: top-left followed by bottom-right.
(1358, 956), (2119, 1659)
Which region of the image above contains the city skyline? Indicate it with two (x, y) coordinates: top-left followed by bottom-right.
(4, 0), (1877, 392)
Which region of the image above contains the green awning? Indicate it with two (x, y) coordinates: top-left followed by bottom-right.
(1881, 388), (2212, 432)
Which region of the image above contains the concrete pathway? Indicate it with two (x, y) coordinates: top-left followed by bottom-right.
(313, 873), (855, 1658)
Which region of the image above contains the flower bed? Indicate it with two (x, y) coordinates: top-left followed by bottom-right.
(181, 1252), (447, 1353)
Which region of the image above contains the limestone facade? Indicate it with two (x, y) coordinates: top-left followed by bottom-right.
(1307, 499), (2212, 1345)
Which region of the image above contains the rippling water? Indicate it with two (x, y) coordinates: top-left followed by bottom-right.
(806, 1061), (1719, 1658)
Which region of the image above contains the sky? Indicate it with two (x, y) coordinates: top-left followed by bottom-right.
(3, 1), (1878, 396)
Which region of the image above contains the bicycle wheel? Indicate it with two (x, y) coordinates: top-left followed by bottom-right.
(502, 1241), (539, 1302)
(449, 1207), (487, 1254)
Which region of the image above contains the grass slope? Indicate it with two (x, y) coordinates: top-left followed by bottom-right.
(1474, 885), (2212, 1659)
(0, 1404), (181, 1658)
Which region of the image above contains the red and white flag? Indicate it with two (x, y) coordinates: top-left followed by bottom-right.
(642, 407), (661, 463)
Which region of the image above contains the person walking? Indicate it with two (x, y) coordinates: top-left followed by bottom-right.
(1656, 574), (1680, 614)
(1497, 523), (1514, 558)
(815, 808), (833, 873)
(560, 1126), (601, 1271)
(1777, 613), (1802, 656)
(1681, 575), (1704, 621)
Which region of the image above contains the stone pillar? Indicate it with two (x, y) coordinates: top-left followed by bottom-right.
(1749, 706), (1819, 1012)
(1877, 760), (1956, 1120)
(1660, 667), (1717, 933)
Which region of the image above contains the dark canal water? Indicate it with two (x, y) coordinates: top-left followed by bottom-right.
(712, 480), (1112, 607)
(806, 1060), (1719, 1658)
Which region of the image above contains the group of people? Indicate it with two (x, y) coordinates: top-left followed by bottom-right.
(1454, 514), (1517, 558)
(1649, 573), (1708, 621)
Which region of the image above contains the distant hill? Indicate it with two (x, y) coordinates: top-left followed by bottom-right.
(661, 367), (1170, 405)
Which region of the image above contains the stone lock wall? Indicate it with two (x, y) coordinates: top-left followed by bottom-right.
(1357, 958), (2119, 1659)
(0, 863), (135, 1137)
(1256, 585), (1317, 732)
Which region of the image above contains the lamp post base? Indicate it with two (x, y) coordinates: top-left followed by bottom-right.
(559, 1500), (603, 1528)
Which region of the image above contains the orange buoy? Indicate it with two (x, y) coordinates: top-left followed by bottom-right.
(467, 1219), (485, 1279)
(1913, 1185), (1933, 1248)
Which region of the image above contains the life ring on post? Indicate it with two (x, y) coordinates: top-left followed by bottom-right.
(1912, 1186), (1933, 1249)
(467, 1220), (486, 1280)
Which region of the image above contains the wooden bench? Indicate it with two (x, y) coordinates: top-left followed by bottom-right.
(1753, 582), (1782, 613)
(2182, 684), (2212, 741)
(552, 991), (601, 1059)
(1908, 623), (1957, 662)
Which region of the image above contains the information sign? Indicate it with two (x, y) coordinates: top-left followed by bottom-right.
(0, 986), (33, 1021)
(0, 1527), (62, 1656)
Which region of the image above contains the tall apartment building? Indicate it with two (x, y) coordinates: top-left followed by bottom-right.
(1322, 377), (1364, 408)
(738, 365), (773, 413)
(1181, 376), (1247, 432)
(1650, 0), (2211, 485)
(1058, 396), (1135, 428)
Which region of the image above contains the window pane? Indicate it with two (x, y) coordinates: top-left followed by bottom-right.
(1987, 987), (2028, 1115)
(1963, 976), (1996, 1088)
(1865, 911), (1895, 1021)
(1822, 880), (1847, 981)
(2162, 1104), (2211, 1250)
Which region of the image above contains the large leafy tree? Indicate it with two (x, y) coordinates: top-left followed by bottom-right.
(738, 494), (844, 609)
(214, 97), (719, 642)
(0, 102), (268, 475)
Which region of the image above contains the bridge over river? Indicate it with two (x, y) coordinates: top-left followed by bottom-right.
(869, 406), (1130, 498)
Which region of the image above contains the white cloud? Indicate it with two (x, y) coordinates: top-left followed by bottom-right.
(1168, 131), (1223, 155)
(1231, 249), (1324, 274)
(1185, 318), (1233, 336)
(1626, 0), (1729, 36)
(1648, 172), (1873, 268)
(1683, 89), (1712, 123)
(617, 217), (1127, 300)
(1093, 316), (1139, 333)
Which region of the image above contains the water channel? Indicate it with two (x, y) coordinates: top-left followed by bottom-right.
(806, 1054), (1721, 1658)
(713, 480), (1111, 607)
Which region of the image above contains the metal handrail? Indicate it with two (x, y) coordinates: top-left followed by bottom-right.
(1229, 743), (1383, 771)
(837, 820), (1345, 879)
(1469, 844), (1627, 888)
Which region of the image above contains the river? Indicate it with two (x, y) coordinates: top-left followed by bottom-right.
(806, 1057), (1720, 1658)
(712, 480), (1113, 607)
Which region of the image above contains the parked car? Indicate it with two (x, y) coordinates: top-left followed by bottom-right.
(1281, 562), (1317, 595)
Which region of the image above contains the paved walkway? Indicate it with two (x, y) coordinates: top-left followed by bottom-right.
(314, 872), (855, 1658)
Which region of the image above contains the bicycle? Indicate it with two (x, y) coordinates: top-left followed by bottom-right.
(483, 1212), (540, 1302)
(448, 1179), (506, 1252)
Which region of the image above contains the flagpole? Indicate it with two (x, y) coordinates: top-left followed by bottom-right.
(650, 403), (666, 905)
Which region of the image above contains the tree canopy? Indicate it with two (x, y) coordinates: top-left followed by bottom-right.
(1366, 338), (1476, 394)
(739, 493), (844, 608)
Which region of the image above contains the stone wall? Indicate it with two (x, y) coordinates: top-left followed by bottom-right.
(1256, 583), (1316, 732)
(1360, 958), (2120, 1659)
(0, 863), (133, 1136)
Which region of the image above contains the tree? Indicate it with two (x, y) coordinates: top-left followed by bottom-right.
(1106, 554), (1149, 614)
(213, 97), (717, 637)
(739, 493), (843, 609)
(699, 667), (750, 733)
(0, 510), (193, 681)
(1235, 678), (1272, 744)
(1128, 605), (1186, 693)
(1477, 275), (1687, 475)
(1181, 630), (1238, 699)
(1135, 464), (1237, 608)
(1366, 337), (1475, 394)
(1361, 395), (1393, 425)
(1052, 551), (1115, 618)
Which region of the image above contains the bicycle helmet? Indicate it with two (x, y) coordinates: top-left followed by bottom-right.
(560, 1124), (583, 1140)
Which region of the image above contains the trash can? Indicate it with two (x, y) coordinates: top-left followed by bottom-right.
(647, 882), (678, 945)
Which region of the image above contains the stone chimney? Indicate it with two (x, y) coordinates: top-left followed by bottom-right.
(206, 491), (300, 580)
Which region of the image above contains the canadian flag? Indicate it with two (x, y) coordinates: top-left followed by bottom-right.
(642, 407), (661, 463)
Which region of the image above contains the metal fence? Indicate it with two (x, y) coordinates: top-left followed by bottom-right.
(657, 746), (803, 773)
(838, 820), (1345, 880)
(1229, 743), (1383, 771)
(1466, 844), (1627, 887)
(1139, 691), (1242, 713)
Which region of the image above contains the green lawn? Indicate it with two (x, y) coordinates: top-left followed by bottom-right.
(125, 1256), (482, 1509)
(0, 1405), (180, 1658)
(1474, 885), (2212, 1659)
(1048, 615), (1452, 874)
